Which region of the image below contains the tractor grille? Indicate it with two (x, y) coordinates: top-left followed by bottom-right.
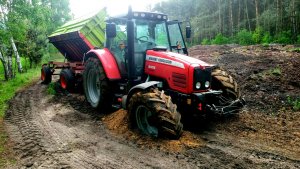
(172, 73), (187, 88)
(193, 67), (212, 90)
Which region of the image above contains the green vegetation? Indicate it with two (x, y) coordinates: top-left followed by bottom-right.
(287, 97), (300, 111)
(271, 67), (282, 76)
(252, 27), (264, 44)
(211, 33), (229, 45)
(0, 68), (40, 117)
(0, 0), (71, 80)
(236, 29), (254, 45)
(201, 38), (210, 45)
(274, 31), (292, 44)
(47, 82), (57, 95)
(195, 29), (294, 46)
(262, 32), (272, 44)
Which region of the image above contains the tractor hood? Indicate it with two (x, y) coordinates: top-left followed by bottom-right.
(146, 50), (213, 69)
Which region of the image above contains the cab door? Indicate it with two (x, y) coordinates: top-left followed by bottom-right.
(167, 21), (188, 55)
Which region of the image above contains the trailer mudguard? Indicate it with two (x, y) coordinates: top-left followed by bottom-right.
(123, 81), (161, 109)
(86, 48), (121, 80)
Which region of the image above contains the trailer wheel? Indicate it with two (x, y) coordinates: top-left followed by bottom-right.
(41, 66), (52, 84)
(128, 88), (183, 139)
(211, 68), (240, 100)
(83, 57), (111, 111)
(60, 69), (75, 91)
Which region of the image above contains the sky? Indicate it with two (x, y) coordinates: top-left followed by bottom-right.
(69, 0), (164, 19)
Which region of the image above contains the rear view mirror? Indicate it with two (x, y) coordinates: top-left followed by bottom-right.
(106, 23), (116, 38)
(186, 26), (191, 39)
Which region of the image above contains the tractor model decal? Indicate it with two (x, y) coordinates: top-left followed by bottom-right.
(146, 55), (185, 69)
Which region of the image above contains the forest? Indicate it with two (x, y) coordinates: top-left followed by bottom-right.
(153, 0), (300, 45)
(0, 0), (71, 80)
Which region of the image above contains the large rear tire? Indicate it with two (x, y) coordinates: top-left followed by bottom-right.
(128, 88), (183, 139)
(83, 57), (111, 111)
(60, 69), (75, 91)
(41, 66), (52, 84)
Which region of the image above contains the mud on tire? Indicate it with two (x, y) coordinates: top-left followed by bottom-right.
(211, 67), (240, 100)
(83, 57), (112, 111)
(128, 88), (183, 139)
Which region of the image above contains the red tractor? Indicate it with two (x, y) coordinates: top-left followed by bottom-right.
(42, 8), (244, 138)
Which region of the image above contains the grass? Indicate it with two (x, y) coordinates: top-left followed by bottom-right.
(47, 82), (57, 95)
(0, 68), (41, 117)
(287, 96), (300, 111)
(271, 67), (282, 76)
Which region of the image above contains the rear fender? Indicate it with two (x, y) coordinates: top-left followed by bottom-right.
(85, 48), (121, 80)
(123, 81), (161, 109)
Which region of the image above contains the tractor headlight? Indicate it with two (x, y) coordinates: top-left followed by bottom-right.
(196, 82), (201, 89)
(205, 81), (210, 88)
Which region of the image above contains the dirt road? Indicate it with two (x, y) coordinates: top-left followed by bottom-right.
(4, 45), (300, 168)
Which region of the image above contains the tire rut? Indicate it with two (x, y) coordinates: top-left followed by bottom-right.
(5, 85), (68, 168)
(4, 82), (194, 169)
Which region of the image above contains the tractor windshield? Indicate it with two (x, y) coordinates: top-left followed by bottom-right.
(134, 19), (169, 50)
(134, 19), (187, 54)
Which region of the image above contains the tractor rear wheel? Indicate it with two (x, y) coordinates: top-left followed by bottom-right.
(41, 66), (52, 84)
(211, 67), (240, 100)
(128, 88), (183, 139)
(60, 69), (75, 91)
(83, 57), (111, 111)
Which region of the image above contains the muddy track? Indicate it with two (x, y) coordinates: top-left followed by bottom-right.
(4, 81), (299, 169)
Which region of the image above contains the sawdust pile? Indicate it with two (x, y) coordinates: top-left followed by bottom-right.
(102, 109), (205, 152)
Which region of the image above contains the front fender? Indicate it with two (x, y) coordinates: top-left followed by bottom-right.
(86, 48), (121, 80)
(124, 81), (161, 109)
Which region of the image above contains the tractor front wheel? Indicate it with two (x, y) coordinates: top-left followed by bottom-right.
(128, 88), (183, 139)
(83, 57), (111, 111)
(211, 67), (240, 100)
(210, 67), (242, 116)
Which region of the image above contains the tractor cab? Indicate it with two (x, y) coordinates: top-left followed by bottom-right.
(105, 10), (189, 80)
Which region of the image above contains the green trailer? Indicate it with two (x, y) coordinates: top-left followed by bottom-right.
(48, 9), (107, 62)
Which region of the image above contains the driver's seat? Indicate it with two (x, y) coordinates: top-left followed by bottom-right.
(111, 40), (127, 77)
(134, 42), (147, 77)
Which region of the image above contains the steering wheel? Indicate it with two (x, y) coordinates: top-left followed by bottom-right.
(137, 36), (149, 43)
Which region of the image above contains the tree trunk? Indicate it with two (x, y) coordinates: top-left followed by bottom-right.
(276, 0), (282, 33)
(0, 50), (9, 80)
(7, 50), (13, 78)
(219, 0), (222, 33)
(245, 0), (251, 31)
(238, 0), (241, 31)
(10, 37), (23, 73)
(255, 0), (260, 28)
(229, 0), (234, 36)
(223, 0), (227, 35)
(291, 0), (297, 42)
